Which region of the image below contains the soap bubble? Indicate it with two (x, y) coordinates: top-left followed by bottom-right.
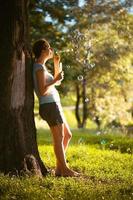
(96, 131), (101, 135)
(127, 148), (131, 153)
(87, 64), (92, 69)
(66, 65), (71, 69)
(100, 140), (107, 145)
(85, 98), (89, 103)
(93, 116), (97, 120)
(77, 75), (83, 81)
(128, 98), (133, 102)
(110, 144), (114, 148)
(91, 63), (95, 68)
(57, 48), (74, 54)
(83, 60), (86, 64)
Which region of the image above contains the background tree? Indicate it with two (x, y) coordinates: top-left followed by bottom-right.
(0, 0), (47, 176)
(64, 0), (133, 129)
(29, 0), (133, 130)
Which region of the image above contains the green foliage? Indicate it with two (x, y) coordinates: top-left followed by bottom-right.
(65, 16), (133, 126)
(30, 0), (133, 127)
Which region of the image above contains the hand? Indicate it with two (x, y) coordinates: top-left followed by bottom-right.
(55, 71), (64, 82)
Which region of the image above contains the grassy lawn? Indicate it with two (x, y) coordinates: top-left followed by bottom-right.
(0, 126), (133, 200)
(0, 97), (133, 200)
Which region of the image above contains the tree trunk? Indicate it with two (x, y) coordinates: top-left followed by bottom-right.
(75, 84), (82, 128)
(0, 0), (47, 176)
(75, 78), (88, 129)
(81, 78), (88, 128)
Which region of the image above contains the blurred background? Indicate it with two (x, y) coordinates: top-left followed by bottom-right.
(30, 0), (133, 136)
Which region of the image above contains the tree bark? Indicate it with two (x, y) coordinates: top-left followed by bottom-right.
(75, 84), (82, 128)
(82, 78), (87, 128)
(0, 0), (47, 176)
(75, 79), (88, 129)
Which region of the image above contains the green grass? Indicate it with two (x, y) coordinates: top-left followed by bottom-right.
(0, 127), (133, 200)
(1, 97), (133, 200)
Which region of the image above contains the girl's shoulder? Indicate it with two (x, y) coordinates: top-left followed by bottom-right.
(33, 63), (46, 72)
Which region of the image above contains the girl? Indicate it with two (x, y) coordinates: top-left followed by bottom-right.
(32, 39), (79, 177)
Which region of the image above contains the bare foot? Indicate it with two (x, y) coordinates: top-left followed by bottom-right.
(61, 167), (80, 177)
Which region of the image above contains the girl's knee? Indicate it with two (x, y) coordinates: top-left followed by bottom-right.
(65, 131), (72, 140)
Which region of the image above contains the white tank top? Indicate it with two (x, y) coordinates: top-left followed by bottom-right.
(33, 63), (60, 104)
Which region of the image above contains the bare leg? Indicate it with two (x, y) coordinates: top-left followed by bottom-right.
(60, 112), (72, 152)
(50, 124), (78, 177)
(63, 122), (72, 152)
(54, 122), (72, 176)
(50, 124), (66, 169)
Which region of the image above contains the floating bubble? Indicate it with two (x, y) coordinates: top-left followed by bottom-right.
(91, 63), (95, 68)
(110, 144), (114, 148)
(100, 140), (107, 145)
(75, 46), (79, 50)
(127, 148), (131, 153)
(98, 181), (102, 184)
(96, 131), (101, 135)
(83, 60), (86, 64)
(65, 49), (73, 53)
(77, 75), (83, 81)
(128, 98), (133, 102)
(93, 116), (97, 120)
(59, 49), (74, 54)
(87, 64), (92, 69)
(85, 98), (89, 103)
(66, 65), (71, 69)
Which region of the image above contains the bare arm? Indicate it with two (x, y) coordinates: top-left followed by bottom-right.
(36, 69), (63, 96)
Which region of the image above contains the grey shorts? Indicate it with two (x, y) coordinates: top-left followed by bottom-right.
(39, 102), (64, 127)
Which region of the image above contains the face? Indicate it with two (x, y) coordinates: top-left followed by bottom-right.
(42, 44), (54, 60)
